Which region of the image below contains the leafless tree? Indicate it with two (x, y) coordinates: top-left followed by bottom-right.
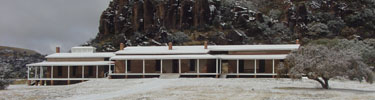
(278, 44), (374, 89)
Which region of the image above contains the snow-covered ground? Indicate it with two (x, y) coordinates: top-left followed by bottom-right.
(1, 78), (374, 100)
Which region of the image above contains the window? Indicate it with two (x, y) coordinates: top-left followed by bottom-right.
(88, 67), (93, 76)
(72, 66), (77, 76)
(104, 58), (110, 61)
(156, 60), (161, 71)
(58, 66), (63, 76)
(259, 60), (265, 73)
(127, 60), (131, 71)
(239, 60), (244, 73)
(189, 59), (195, 71)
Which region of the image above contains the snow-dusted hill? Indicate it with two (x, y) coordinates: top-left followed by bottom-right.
(1, 78), (374, 100)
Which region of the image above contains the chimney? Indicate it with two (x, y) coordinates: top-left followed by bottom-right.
(120, 43), (125, 50)
(204, 41), (208, 49)
(168, 42), (173, 50)
(296, 39), (300, 44)
(56, 47), (60, 53)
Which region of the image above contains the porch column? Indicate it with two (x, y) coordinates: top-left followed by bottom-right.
(82, 66), (84, 78)
(254, 59), (257, 78)
(272, 59), (275, 78)
(178, 59), (181, 74)
(96, 65), (98, 78)
(27, 66), (30, 79)
(108, 64), (112, 79)
(142, 59), (145, 78)
(51, 66), (54, 85)
(27, 66), (30, 85)
(40, 66), (43, 79)
(34, 67), (37, 78)
(160, 59), (163, 74)
(39, 66), (43, 86)
(197, 59), (200, 77)
(125, 60), (128, 78)
(236, 59), (239, 78)
(68, 66), (70, 85)
(216, 59), (218, 78)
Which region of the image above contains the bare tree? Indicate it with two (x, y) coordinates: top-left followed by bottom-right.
(278, 44), (374, 89)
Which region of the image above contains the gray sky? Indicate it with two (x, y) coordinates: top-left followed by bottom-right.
(0, 0), (111, 54)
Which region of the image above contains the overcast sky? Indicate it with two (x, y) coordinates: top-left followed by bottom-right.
(0, 0), (111, 54)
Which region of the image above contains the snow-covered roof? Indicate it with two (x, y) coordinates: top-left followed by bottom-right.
(110, 55), (217, 60)
(115, 44), (299, 55)
(26, 61), (114, 66)
(71, 46), (96, 53)
(46, 52), (115, 58)
(115, 46), (209, 55)
(208, 44), (300, 51)
(215, 54), (288, 60)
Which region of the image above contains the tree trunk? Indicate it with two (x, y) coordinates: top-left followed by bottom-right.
(313, 78), (329, 89)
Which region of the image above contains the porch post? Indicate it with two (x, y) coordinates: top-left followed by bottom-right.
(272, 59), (275, 78)
(236, 59), (239, 78)
(160, 59), (163, 74)
(27, 66), (30, 79)
(197, 59), (200, 77)
(51, 66), (53, 78)
(125, 60), (128, 78)
(96, 65), (98, 78)
(254, 59), (257, 78)
(178, 59), (181, 74)
(27, 66), (30, 85)
(216, 59), (218, 78)
(40, 66), (43, 79)
(34, 67), (37, 78)
(51, 66), (54, 85)
(68, 66), (70, 85)
(142, 59), (145, 78)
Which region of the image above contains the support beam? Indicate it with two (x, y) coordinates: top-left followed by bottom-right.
(51, 66), (54, 85)
(108, 64), (112, 79)
(160, 59), (163, 74)
(178, 59), (181, 74)
(254, 59), (257, 78)
(219, 59), (222, 74)
(82, 66), (84, 78)
(197, 59), (200, 78)
(237, 59), (239, 78)
(216, 59), (218, 78)
(96, 65), (98, 78)
(125, 60), (128, 78)
(27, 66), (30, 80)
(68, 66), (70, 85)
(142, 59), (145, 78)
(40, 66), (43, 79)
(34, 67), (37, 78)
(27, 66), (30, 86)
(272, 59), (275, 78)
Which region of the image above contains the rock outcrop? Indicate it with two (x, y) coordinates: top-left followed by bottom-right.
(89, 0), (375, 52)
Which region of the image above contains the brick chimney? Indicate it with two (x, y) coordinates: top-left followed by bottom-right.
(56, 47), (60, 53)
(168, 42), (173, 50)
(296, 39), (300, 44)
(204, 41), (208, 49)
(120, 43), (125, 50)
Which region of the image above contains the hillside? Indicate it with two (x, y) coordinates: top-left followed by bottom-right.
(0, 46), (44, 78)
(87, 0), (375, 52)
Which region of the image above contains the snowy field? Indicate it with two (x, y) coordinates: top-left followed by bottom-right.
(1, 78), (375, 100)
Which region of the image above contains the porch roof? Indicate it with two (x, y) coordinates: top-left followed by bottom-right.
(215, 54), (288, 60)
(46, 52), (115, 58)
(208, 44), (300, 51)
(115, 46), (209, 55)
(110, 54), (217, 60)
(26, 61), (114, 66)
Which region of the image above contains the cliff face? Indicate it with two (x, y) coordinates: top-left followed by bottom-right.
(89, 0), (375, 52)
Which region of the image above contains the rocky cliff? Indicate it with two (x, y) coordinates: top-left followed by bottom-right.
(88, 0), (375, 52)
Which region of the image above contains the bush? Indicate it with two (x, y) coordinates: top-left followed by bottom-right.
(0, 80), (12, 90)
